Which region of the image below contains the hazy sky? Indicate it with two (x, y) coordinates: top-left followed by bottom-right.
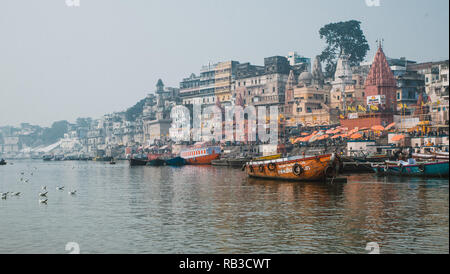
(0, 0), (448, 127)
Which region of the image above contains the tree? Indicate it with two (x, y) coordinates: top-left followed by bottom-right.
(319, 20), (370, 78)
(125, 98), (146, 121)
(41, 120), (69, 145)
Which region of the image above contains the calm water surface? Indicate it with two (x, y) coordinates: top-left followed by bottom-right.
(0, 160), (448, 254)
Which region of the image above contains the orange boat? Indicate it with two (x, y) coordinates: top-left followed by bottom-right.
(180, 146), (221, 165)
(244, 154), (339, 181)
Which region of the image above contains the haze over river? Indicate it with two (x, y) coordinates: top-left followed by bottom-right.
(0, 160), (448, 253)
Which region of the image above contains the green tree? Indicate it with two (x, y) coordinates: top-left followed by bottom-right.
(41, 120), (69, 145)
(125, 98), (146, 121)
(319, 20), (370, 78)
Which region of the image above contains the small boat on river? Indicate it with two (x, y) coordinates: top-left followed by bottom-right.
(165, 156), (186, 166)
(0, 159), (6, 166)
(244, 153), (340, 182)
(180, 146), (221, 165)
(372, 160), (449, 177)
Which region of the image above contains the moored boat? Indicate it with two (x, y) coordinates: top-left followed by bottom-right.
(146, 153), (166, 166)
(244, 153), (339, 182)
(0, 159), (6, 166)
(43, 155), (53, 161)
(129, 158), (148, 166)
(372, 160), (449, 177)
(147, 158), (166, 166)
(180, 146), (221, 165)
(165, 156), (186, 166)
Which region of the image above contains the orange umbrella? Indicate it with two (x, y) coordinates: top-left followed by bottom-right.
(359, 127), (370, 131)
(385, 122), (396, 130)
(315, 134), (329, 141)
(371, 125), (385, 131)
(331, 134), (342, 139)
(293, 137), (303, 144)
(301, 132), (309, 136)
(350, 133), (363, 139)
(348, 128), (359, 135)
(391, 134), (405, 141)
(302, 134), (314, 142)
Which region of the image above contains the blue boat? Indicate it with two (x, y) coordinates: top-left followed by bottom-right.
(372, 161), (449, 177)
(165, 156), (186, 166)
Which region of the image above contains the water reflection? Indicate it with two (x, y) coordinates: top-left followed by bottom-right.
(0, 161), (448, 253)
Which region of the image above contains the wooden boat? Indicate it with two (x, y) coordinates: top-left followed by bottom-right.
(228, 158), (251, 168)
(165, 156), (186, 166)
(211, 159), (229, 166)
(129, 158), (148, 166)
(413, 153), (449, 161)
(147, 158), (166, 166)
(253, 154), (282, 161)
(372, 161), (449, 177)
(244, 153), (339, 181)
(180, 146), (221, 165)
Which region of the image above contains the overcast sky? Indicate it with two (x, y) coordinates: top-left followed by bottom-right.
(0, 0), (448, 127)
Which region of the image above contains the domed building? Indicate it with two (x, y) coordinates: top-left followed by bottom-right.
(284, 56), (338, 127)
(330, 52), (366, 112)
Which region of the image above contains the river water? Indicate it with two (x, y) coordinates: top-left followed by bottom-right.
(0, 160), (448, 254)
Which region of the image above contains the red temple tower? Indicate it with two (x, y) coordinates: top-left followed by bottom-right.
(364, 44), (397, 112)
(340, 42), (396, 129)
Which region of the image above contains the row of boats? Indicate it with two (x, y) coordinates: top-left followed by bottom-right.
(130, 145), (449, 181)
(129, 146), (222, 167)
(130, 146), (342, 182)
(371, 151), (449, 177)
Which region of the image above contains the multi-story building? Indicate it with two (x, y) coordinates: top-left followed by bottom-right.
(287, 51), (311, 72)
(180, 63), (218, 107)
(409, 61), (449, 125)
(214, 61), (239, 106)
(391, 66), (425, 114)
(232, 56), (307, 114)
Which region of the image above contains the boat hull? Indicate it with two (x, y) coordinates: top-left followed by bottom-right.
(245, 154), (338, 182)
(165, 157), (186, 166)
(129, 158), (148, 166)
(181, 146), (221, 165)
(147, 159), (166, 166)
(372, 161), (449, 177)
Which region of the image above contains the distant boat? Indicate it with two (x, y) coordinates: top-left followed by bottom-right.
(147, 158), (166, 166)
(372, 161), (449, 177)
(129, 158), (147, 166)
(180, 146), (221, 165)
(165, 156), (186, 166)
(129, 154), (148, 166)
(43, 155), (53, 161)
(0, 159), (6, 166)
(244, 153), (339, 182)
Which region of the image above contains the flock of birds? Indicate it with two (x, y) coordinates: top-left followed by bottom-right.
(1, 167), (77, 204)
